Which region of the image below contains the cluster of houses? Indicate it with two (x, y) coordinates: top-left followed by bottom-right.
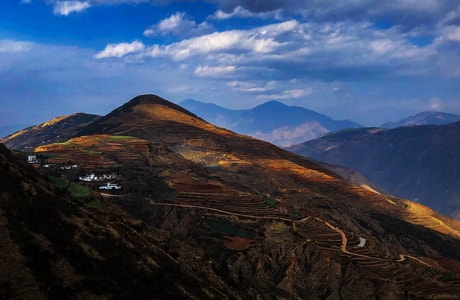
(78, 173), (118, 182)
(79, 173), (122, 190)
(27, 154), (122, 191)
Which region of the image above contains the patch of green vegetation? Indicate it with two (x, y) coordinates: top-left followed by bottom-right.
(437, 272), (456, 282)
(49, 176), (91, 198)
(84, 149), (102, 155)
(263, 196), (278, 207)
(54, 140), (73, 145)
(87, 200), (108, 210)
(49, 176), (68, 188)
(67, 183), (91, 198)
(164, 190), (178, 202)
(290, 206), (304, 218)
(204, 218), (256, 239)
(108, 135), (133, 140)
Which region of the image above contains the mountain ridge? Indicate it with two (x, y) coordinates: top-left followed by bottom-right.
(180, 99), (362, 146)
(381, 111), (460, 128)
(3, 94), (460, 298)
(288, 121), (460, 219)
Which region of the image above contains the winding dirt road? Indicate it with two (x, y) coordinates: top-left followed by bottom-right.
(148, 200), (432, 267)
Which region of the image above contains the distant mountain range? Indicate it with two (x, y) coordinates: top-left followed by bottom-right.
(2, 94), (460, 298)
(181, 99), (362, 146)
(288, 122), (460, 219)
(381, 111), (460, 128)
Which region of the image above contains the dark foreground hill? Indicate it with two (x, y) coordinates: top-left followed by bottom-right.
(0, 143), (242, 299)
(5, 94), (460, 299)
(0, 113), (101, 151)
(288, 123), (460, 219)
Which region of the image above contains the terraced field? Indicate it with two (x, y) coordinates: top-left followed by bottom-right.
(35, 134), (149, 168)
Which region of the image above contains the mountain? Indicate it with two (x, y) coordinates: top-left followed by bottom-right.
(382, 111), (460, 128)
(288, 123), (460, 219)
(0, 113), (101, 152)
(180, 99), (362, 147)
(25, 94), (460, 298)
(180, 99), (246, 129)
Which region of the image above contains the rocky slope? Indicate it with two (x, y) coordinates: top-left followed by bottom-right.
(28, 94), (460, 299)
(181, 99), (361, 146)
(0, 113), (101, 151)
(288, 123), (460, 219)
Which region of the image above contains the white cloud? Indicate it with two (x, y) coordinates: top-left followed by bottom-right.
(440, 26), (460, 42)
(227, 81), (275, 92)
(94, 40), (145, 59)
(194, 65), (236, 77)
(146, 20), (297, 61)
(144, 12), (212, 37)
(0, 40), (32, 53)
(53, 1), (91, 16)
(257, 88), (313, 101)
(210, 6), (282, 20)
(211, 6), (251, 20)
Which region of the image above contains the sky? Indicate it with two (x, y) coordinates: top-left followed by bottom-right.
(1, 0), (460, 129)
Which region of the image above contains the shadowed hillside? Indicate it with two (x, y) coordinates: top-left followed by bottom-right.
(0, 143), (247, 299)
(288, 123), (460, 219)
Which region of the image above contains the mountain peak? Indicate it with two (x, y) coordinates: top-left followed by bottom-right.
(255, 100), (288, 109)
(97, 94), (204, 124)
(120, 94), (197, 116)
(77, 94), (232, 138)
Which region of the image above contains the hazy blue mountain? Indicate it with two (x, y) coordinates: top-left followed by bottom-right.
(381, 111), (460, 128)
(288, 122), (460, 219)
(180, 99), (245, 129)
(180, 99), (362, 146)
(233, 100), (360, 132)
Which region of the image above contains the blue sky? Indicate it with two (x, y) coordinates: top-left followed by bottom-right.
(1, 0), (460, 129)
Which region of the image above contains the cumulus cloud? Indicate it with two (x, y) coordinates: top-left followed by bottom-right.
(227, 81), (275, 92)
(211, 0), (459, 32)
(438, 26), (460, 43)
(256, 88), (313, 101)
(147, 20), (297, 60)
(0, 40), (32, 53)
(144, 12), (212, 37)
(194, 65), (236, 77)
(94, 40), (145, 59)
(98, 18), (436, 83)
(210, 6), (282, 20)
(53, 1), (91, 16)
